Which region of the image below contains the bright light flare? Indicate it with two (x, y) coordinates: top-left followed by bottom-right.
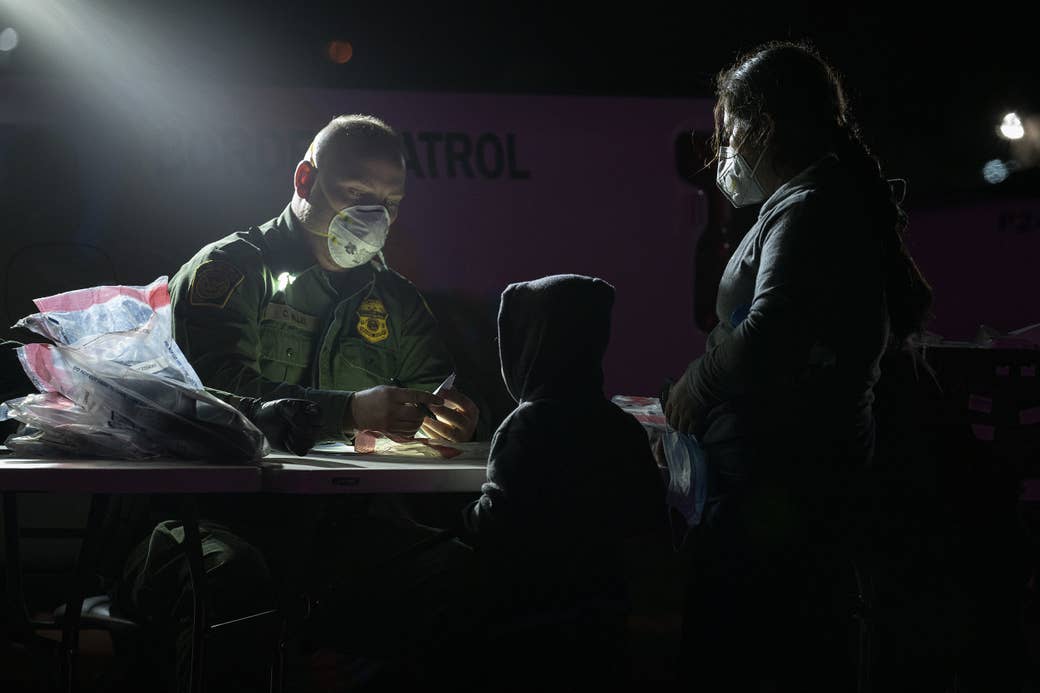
(999, 112), (1025, 140)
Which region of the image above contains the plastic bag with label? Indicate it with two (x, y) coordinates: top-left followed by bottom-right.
(14, 277), (203, 387)
(0, 277), (266, 461)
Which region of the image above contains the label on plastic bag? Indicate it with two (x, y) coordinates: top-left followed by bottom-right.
(133, 358), (170, 375)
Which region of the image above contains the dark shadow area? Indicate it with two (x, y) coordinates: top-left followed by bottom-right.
(868, 346), (1036, 689)
(0, 126), (119, 338)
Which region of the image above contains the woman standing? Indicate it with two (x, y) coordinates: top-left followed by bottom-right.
(665, 41), (932, 691)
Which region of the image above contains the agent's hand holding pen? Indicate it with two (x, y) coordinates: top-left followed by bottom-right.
(346, 384), (445, 437)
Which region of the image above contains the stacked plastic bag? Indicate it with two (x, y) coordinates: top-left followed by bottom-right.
(0, 278), (267, 461)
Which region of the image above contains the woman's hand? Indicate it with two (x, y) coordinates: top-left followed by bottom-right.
(664, 376), (700, 434)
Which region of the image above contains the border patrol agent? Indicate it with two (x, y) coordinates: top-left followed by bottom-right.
(170, 114), (480, 442)
(115, 115), (483, 693)
(169, 205), (455, 440)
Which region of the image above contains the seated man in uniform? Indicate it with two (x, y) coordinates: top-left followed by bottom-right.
(114, 115), (486, 693)
(171, 113), (479, 443)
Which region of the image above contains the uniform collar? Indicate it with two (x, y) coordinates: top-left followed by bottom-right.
(258, 205), (322, 276)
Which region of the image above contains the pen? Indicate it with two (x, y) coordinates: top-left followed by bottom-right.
(388, 377), (437, 420)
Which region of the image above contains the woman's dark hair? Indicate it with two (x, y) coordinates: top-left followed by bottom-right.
(711, 41), (932, 345)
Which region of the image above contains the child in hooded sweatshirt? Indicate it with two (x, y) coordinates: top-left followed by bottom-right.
(460, 274), (668, 691)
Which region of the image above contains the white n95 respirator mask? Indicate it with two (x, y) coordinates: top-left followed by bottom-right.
(317, 205), (391, 269)
(716, 146), (767, 208)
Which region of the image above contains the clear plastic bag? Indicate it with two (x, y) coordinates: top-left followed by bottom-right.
(1, 278), (267, 461)
(662, 429), (709, 529)
(1, 393), (158, 458)
(610, 395), (668, 437)
(613, 394), (709, 532)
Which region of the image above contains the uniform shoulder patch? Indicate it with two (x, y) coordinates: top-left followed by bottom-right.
(356, 298), (390, 343)
(189, 260), (245, 308)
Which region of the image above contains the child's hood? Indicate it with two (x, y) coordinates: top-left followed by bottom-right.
(497, 274), (615, 403)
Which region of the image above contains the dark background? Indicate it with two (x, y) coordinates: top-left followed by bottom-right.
(3, 0), (1038, 203)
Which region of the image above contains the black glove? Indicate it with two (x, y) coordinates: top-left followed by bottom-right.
(241, 398), (322, 456)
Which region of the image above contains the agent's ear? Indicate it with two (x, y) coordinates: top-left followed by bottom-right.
(294, 160), (317, 199)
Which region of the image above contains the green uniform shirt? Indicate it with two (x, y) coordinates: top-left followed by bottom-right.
(169, 205), (453, 440)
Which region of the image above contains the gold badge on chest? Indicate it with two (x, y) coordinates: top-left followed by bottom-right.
(356, 298), (389, 343)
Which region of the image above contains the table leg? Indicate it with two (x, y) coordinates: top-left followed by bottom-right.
(59, 493), (110, 693)
(180, 497), (208, 693)
(3, 492), (30, 636)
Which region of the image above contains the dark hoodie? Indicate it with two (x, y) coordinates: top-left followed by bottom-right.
(461, 274), (666, 580)
(681, 155), (888, 472)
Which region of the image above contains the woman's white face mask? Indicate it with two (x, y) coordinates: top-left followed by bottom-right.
(716, 145), (768, 208)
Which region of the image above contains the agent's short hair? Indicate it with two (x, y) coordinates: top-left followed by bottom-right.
(308, 114), (405, 174)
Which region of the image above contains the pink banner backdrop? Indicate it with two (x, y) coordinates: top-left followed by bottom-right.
(2, 78), (1037, 399)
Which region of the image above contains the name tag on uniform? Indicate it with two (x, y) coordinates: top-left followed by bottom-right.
(264, 302), (319, 333)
